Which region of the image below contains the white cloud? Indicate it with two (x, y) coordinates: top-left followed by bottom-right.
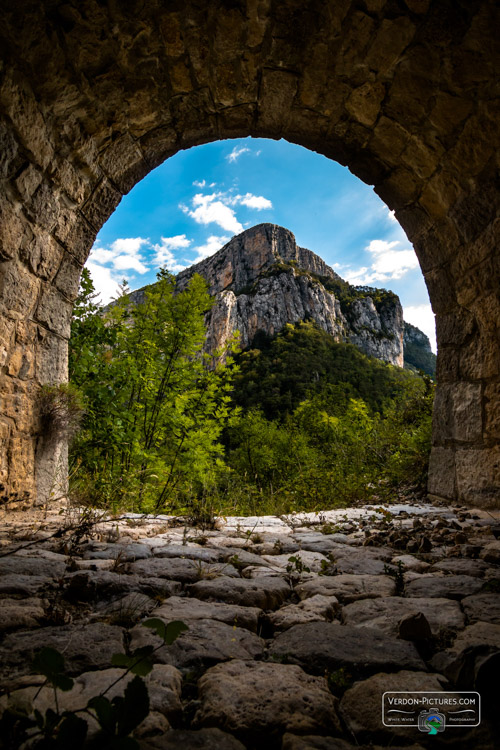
(226, 146), (250, 163)
(153, 236), (191, 272)
(158, 234), (191, 251)
(111, 237), (149, 257)
(85, 261), (122, 304)
(88, 237), (150, 275)
(404, 304), (437, 353)
(234, 192), (272, 210)
(183, 193), (243, 233)
(113, 254), (149, 273)
(89, 247), (115, 265)
(193, 179), (206, 187)
(344, 239), (419, 285)
(192, 235), (229, 263)
(387, 209), (397, 223)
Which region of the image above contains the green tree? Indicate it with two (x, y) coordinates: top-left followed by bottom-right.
(70, 269), (238, 512)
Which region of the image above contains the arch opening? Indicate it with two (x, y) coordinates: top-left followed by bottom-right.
(0, 1), (498, 508)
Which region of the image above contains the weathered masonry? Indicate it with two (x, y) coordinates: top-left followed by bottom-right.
(0, 1), (498, 507)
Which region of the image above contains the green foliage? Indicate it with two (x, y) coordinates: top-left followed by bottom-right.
(404, 342), (436, 376)
(69, 269), (239, 513)
(69, 272), (434, 519)
(384, 560), (406, 596)
(403, 322), (436, 376)
(232, 320), (419, 420)
(217, 323), (434, 515)
(142, 618), (189, 644)
(0, 619), (187, 749)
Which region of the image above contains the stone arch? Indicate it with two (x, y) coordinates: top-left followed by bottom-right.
(0, 0), (498, 507)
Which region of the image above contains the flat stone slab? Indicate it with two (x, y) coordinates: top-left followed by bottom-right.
(140, 728), (246, 749)
(431, 621), (500, 681)
(130, 618), (264, 669)
(462, 593), (500, 625)
(261, 551), (329, 573)
(93, 592), (157, 624)
(0, 555), (67, 578)
(0, 573), (54, 597)
(0, 597), (46, 633)
(430, 558), (490, 577)
(0, 622), (125, 680)
(332, 555), (390, 576)
(296, 575), (395, 603)
(269, 622), (425, 675)
(129, 557), (240, 583)
(269, 595), (340, 632)
(341, 596), (465, 637)
(82, 541), (152, 561)
(63, 570), (181, 601)
(219, 548), (275, 567)
(340, 671), (446, 743)
(194, 660), (341, 738)
(153, 595), (261, 632)
(405, 574), (483, 599)
(187, 576), (291, 609)
(151, 545), (222, 563)
(0, 665), (182, 737)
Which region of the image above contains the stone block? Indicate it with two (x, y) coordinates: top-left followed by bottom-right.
(423, 265), (457, 315)
(35, 285), (72, 338)
(365, 17), (416, 73)
(99, 133), (150, 194)
(374, 167), (420, 211)
(140, 124), (178, 169)
(419, 169), (461, 220)
(485, 382), (500, 438)
(0, 261), (40, 320)
(35, 329), (68, 383)
(455, 447), (500, 509)
(435, 308), (476, 346)
(369, 116), (410, 165)
(0, 119), (22, 180)
(54, 253), (83, 301)
(54, 210), (96, 265)
(0, 70), (54, 170)
(346, 82), (385, 128)
(435, 347), (459, 382)
(427, 447), (456, 499)
(432, 382), (482, 443)
(14, 163), (43, 202)
(0, 197), (28, 261)
(257, 70), (298, 137)
(6, 346), (34, 380)
(20, 233), (64, 281)
(401, 135), (443, 180)
(27, 181), (60, 232)
(460, 335), (500, 380)
(82, 177), (122, 231)
(52, 157), (92, 206)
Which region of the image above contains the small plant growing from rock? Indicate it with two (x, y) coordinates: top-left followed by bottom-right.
(285, 555), (310, 585)
(38, 383), (84, 441)
(384, 560), (406, 596)
(0, 619), (187, 749)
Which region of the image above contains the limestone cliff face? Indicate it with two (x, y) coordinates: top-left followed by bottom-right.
(176, 224), (404, 367)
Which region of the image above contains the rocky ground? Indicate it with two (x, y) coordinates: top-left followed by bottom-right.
(0, 501), (499, 750)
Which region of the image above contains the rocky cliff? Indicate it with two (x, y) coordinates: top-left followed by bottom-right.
(404, 322), (436, 375)
(174, 224), (405, 367)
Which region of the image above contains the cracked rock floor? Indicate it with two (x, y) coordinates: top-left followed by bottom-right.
(0, 501), (499, 749)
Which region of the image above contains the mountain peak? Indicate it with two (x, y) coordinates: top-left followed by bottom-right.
(176, 223), (340, 297)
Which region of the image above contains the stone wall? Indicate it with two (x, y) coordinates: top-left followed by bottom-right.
(0, 0), (498, 507)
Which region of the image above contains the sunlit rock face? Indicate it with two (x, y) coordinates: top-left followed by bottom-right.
(176, 223), (404, 366)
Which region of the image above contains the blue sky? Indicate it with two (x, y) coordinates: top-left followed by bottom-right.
(87, 137), (436, 351)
